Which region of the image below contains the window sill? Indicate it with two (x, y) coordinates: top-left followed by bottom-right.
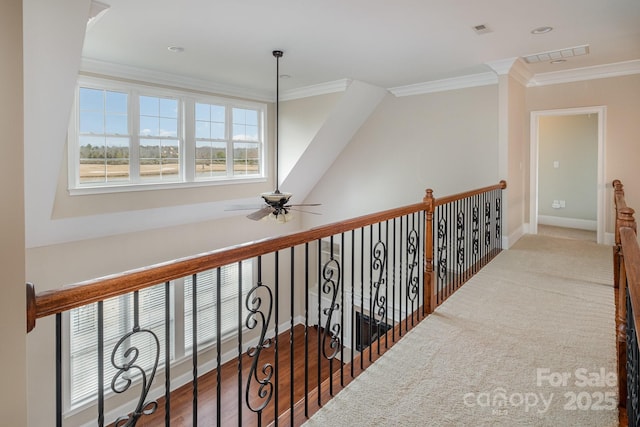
(68, 177), (267, 196)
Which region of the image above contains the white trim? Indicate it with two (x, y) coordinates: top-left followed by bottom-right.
(505, 223), (526, 249)
(604, 232), (615, 246)
(537, 215), (597, 231)
(529, 106), (607, 244)
(280, 79), (351, 101)
(388, 72), (497, 97)
(528, 59), (640, 87)
(485, 57), (518, 75)
(81, 58), (273, 102)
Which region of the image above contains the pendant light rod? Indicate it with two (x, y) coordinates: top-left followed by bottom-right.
(273, 50), (283, 194)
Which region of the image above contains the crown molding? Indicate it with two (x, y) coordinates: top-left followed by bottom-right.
(279, 79), (351, 101)
(528, 59), (640, 87)
(388, 72), (498, 97)
(80, 58), (273, 102)
(485, 57), (518, 75)
(509, 59), (534, 86)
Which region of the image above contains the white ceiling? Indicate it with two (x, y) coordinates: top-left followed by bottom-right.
(83, 0), (640, 99)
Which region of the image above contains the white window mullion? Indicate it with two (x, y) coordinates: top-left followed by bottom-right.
(129, 91), (141, 183)
(225, 103), (233, 178)
(183, 99), (195, 182)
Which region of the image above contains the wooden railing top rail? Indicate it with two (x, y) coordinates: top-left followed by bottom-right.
(26, 181), (507, 332)
(429, 180), (507, 208)
(621, 226), (640, 344)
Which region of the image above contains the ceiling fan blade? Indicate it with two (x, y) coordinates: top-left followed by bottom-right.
(285, 203), (322, 207)
(288, 208), (322, 215)
(246, 207), (274, 221)
(225, 204), (265, 211)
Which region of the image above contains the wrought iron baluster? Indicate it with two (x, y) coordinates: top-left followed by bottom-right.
(56, 313), (62, 427)
(496, 193), (502, 246)
(111, 294), (160, 426)
(371, 237), (387, 344)
(406, 221), (420, 307)
(484, 201), (491, 248)
(164, 282), (170, 427)
(216, 268), (222, 427)
(628, 292), (640, 427)
(437, 214), (448, 299)
(245, 256), (274, 422)
(237, 262), (244, 427)
(321, 237), (342, 363)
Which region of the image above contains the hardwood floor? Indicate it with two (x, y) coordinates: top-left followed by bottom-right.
(132, 324), (342, 427)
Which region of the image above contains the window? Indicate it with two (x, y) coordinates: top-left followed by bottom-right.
(184, 262), (253, 350)
(67, 261), (253, 409)
(69, 77), (266, 192)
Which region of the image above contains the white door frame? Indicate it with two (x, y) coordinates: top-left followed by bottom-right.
(529, 106), (606, 244)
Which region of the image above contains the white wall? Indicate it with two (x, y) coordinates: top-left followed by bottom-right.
(0, 0), (27, 424)
(302, 85), (500, 228)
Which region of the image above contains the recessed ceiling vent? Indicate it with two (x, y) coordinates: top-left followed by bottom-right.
(472, 24), (492, 35)
(523, 44), (590, 63)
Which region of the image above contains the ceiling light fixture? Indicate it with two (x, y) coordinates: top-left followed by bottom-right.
(531, 26), (553, 34)
(226, 50), (321, 222)
(167, 46), (185, 53)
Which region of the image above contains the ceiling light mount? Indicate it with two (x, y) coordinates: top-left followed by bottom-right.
(531, 26), (553, 34)
(167, 46), (184, 53)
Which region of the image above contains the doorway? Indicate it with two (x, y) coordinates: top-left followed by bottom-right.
(530, 106), (606, 244)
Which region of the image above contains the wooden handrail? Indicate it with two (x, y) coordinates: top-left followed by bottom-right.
(621, 226), (640, 340)
(432, 180), (507, 207)
(613, 179), (638, 413)
(26, 182), (507, 333)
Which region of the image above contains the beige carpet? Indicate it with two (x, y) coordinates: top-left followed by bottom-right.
(304, 234), (617, 427)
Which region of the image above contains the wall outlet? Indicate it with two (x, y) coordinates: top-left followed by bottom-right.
(559, 200), (566, 208)
(552, 200), (560, 209)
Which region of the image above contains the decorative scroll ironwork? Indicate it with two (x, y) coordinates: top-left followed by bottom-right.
(245, 282), (274, 413)
(437, 217), (448, 282)
(472, 205), (480, 255)
(321, 257), (342, 360)
(456, 211), (465, 266)
(406, 229), (420, 303)
(628, 292), (640, 427)
(371, 241), (388, 322)
(495, 197), (502, 239)
(484, 202), (491, 247)
(111, 327), (160, 427)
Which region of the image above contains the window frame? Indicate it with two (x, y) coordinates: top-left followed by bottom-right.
(68, 76), (267, 195)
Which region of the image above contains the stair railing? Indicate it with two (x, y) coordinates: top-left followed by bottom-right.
(26, 181), (506, 427)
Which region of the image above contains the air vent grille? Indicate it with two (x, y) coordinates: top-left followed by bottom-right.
(472, 24), (492, 35)
(523, 45), (590, 63)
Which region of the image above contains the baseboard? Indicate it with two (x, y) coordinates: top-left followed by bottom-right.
(505, 224), (526, 249)
(537, 215), (597, 231)
(604, 232), (615, 246)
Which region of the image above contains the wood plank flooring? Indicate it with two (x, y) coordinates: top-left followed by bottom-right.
(132, 324), (341, 427)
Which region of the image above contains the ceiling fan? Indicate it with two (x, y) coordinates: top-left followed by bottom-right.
(228, 50), (320, 223)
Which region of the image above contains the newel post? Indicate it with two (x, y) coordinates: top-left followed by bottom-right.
(613, 179), (624, 289)
(424, 189), (435, 315)
(617, 205), (636, 409)
(26, 282), (36, 333)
